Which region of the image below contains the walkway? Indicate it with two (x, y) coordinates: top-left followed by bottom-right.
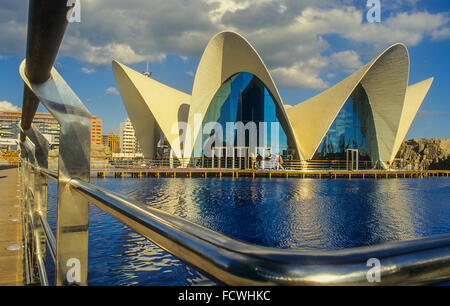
(91, 168), (450, 179)
(0, 167), (23, 286)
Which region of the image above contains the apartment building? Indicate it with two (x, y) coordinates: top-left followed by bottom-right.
(119, 118), (142, 154)
(0, 110), (103, 149)
(91, 116), (103, 145)
(102, 132), (120, 153)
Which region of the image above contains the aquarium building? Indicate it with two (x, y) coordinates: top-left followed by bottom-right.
(112, 31), (433, 164)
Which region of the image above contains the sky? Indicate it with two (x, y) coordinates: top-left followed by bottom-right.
(0, 0), (449, 139)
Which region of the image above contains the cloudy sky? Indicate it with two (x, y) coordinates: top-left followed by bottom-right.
(0, 0), (449, 138)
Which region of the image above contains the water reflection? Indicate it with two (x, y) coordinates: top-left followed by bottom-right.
(45, 177), (450, 285)
(368, 179), (416, 242)
(114, 177), (449, 249)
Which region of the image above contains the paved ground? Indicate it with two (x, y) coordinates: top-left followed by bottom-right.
(0, 167), (24, 286)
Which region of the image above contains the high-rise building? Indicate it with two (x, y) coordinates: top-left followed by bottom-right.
(0, 110), (103, 149)
(91, 116), (103, 145)
(0, 111), (60, 149)
(0, 111), (20, 150)
(102, 132), (120, 153)
(119, 118), (141, 154)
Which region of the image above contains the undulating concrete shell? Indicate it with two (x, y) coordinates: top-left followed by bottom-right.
(112, 32), (433, 164)
(187, 31), (297, 160)
(112, 61), (191, 159)
(286, 44), (417, 161)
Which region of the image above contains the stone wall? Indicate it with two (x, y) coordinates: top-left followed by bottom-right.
(396, 138), (450, 170)
(49, 143), (112, 169)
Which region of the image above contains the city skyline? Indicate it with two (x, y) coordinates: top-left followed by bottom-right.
(0, 109), (105, 148)
(0, 110), (144, 155)
(0, 1), (449, 139)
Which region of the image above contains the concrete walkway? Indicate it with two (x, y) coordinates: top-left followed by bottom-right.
(0, 167), (24, 286)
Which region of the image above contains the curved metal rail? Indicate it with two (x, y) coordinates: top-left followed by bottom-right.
(69, 177), (450, 286)
(20, 0), (70, 141)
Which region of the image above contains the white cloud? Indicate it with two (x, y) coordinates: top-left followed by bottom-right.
(0, 100), (21, 112)
(186, 70), (195, 77)
(0, 1), (28, 56)
(432, 27), (450, 41)
(343, 11), (449, 46)
(329, 50), (363, 72)
(81, 67), (96, 74)
(271, 57), (329, 90)
(0, 0), (449, 90)
(62, 37), (166, 65)
(270, 50), (362, 89)
(105, 87), (120, 96)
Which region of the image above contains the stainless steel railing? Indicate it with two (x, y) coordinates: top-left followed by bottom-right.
(69, 177), (450, 286)
(17, 0), (450, 286)
(21, 162), (450, 286)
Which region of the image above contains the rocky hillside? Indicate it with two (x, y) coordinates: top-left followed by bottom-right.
(48, 143), (112, 169)
(48, 143), (112, 159)
(396, 138), (450, 170)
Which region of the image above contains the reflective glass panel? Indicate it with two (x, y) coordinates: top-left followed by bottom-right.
(193, 72), (291, 157)
(314, 84), (378, 161)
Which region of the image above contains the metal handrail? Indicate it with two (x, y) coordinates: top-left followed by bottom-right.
(67, 176), (450, 285)
(38, 212), (56, 262)
(25, 190), (49, 286)
(32, 220), (49, 287)
(20, 0), (69, 141)
(24, 163), (450, 285)
(89, 158), (428, 172)
(39, 167), (58, 180)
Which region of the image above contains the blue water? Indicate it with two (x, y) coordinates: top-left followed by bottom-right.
(44, 177), (450, 285)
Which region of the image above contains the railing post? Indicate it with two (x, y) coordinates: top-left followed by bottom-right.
(20, 61), (92, 286)
(20, 138), (38, 284)
(24, 124), (49, 285)
(55, 120), (90, 286)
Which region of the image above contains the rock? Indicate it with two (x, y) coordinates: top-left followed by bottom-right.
(419, 142), (425, 153)
(91, 143), (112, 159)
(47, 144), (112, 160)
(396, 138), (450, 170)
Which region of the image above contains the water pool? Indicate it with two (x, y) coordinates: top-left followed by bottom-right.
(44, 177), (450, 285)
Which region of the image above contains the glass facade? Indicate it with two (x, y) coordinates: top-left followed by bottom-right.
(194, 72), (292, 158)
(314, 84), (378, 161)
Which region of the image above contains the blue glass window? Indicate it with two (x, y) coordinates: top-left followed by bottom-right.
(314, 84), (378, 161)
(193, 72), (291, 157)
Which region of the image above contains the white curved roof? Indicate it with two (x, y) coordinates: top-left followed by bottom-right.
(287, 44), (432, 161)
(187, 31), (296, 160)
(113, 32), (433, 163)
(112, 61), (191, 159)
